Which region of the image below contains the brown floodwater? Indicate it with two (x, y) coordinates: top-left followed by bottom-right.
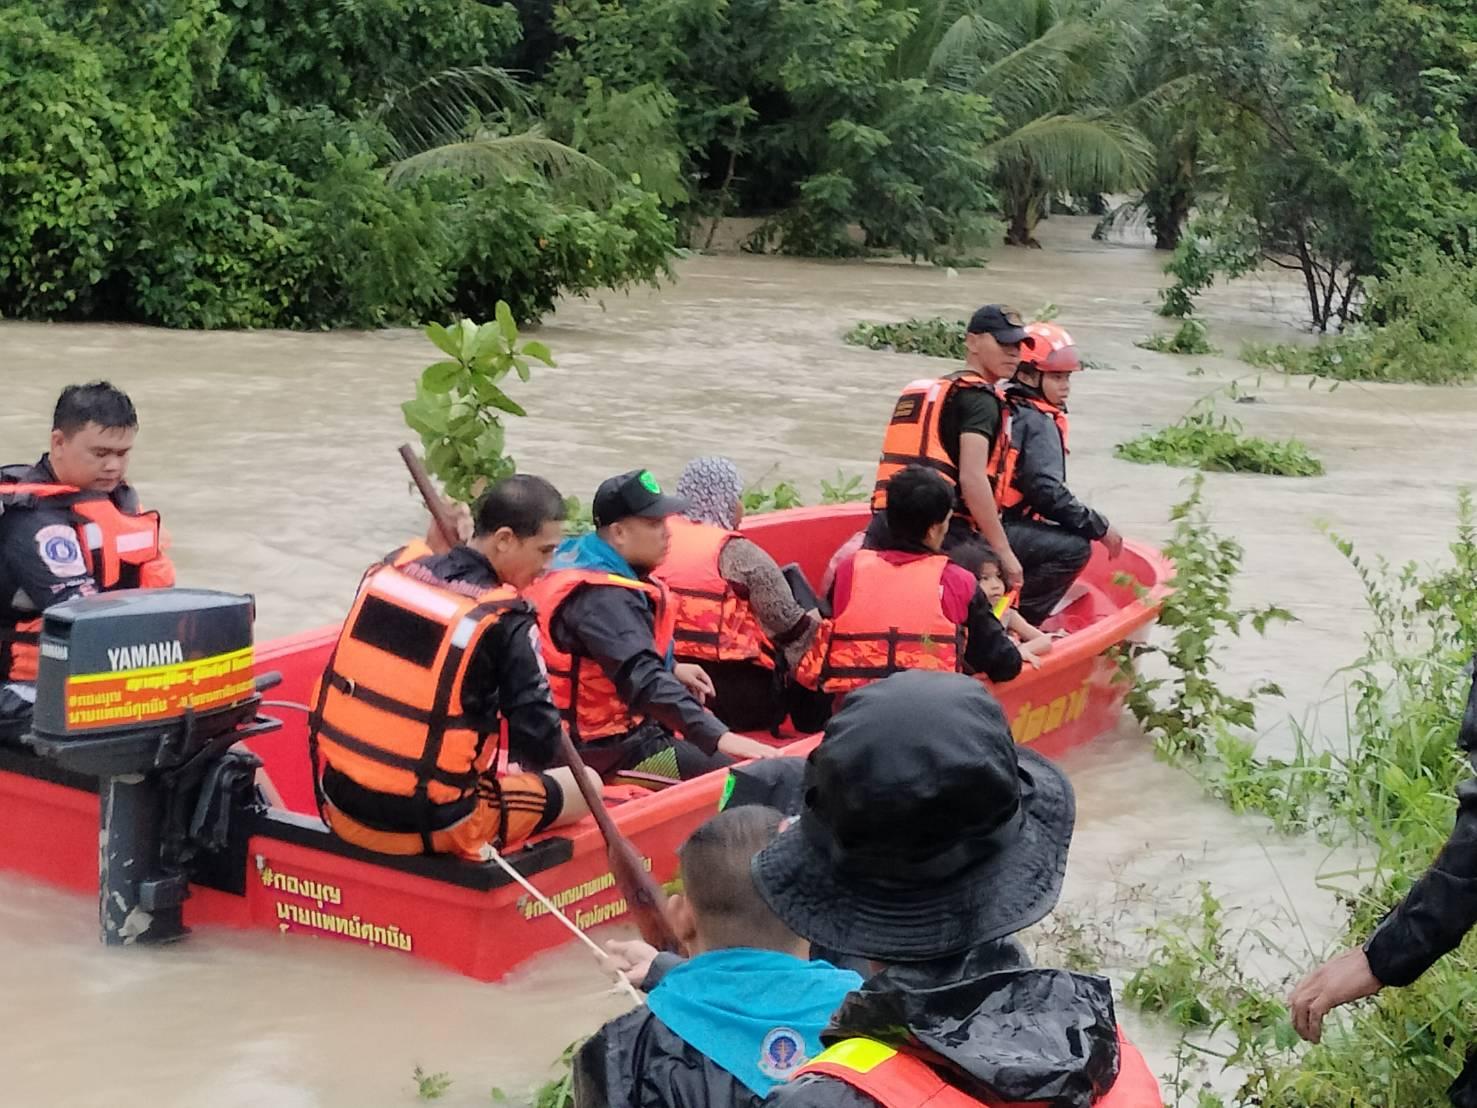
(2, 215), (1475, 1105)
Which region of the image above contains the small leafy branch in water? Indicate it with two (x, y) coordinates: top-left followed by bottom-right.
(1136, 317), (1218, 355)
(413, 1065), (453, 1100)
(1115, 407), (1324, 477)
(1116, 476), (1294, 760)
(402, 304), (555, 502)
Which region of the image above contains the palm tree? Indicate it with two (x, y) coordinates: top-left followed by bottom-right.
(367, 66), (617, 200)
(911, 0), (1157, 245)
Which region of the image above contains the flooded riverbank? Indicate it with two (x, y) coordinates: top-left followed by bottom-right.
(3, 216), (1474, 1105)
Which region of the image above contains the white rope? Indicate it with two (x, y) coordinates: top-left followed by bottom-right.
(260, 699), (314, 714)
(485, 847), (645, 1005)
(257, 697), (644, 1003)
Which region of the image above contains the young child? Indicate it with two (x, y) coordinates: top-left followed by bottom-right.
(950, 539), (1054, 668)
(574, 806), (862, 1108)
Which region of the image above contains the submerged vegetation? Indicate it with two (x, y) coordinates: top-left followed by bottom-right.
(1115, 407), (1323, 477)
(1135, 318), (1217, 356)
(1122, 481), (1477, 1103)
(844, 318), (967, 360)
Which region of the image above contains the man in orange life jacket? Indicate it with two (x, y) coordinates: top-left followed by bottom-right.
(798, 465), (1022, 697)
(0, 382), (175, 737)
(755, 672), (1162, 1108)
(527, 469), (778, 788)
(310, 475), (596, 859)
(865, 304), (1027, 592)
(999, 322), (1123, 627)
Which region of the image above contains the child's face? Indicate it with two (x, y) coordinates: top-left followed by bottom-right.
(978, 563), (1005, 604)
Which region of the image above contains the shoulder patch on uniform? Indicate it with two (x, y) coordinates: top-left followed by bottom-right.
(889, 395), (922, 424)
(35, 524), (87, 578)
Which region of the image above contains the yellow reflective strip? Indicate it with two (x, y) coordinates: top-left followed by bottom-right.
(810, 1038), (897, 1074)
(603, 574), (648, 589)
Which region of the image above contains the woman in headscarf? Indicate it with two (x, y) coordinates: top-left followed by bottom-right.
(652, 458), (831, 733)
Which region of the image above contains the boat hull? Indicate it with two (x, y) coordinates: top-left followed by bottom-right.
(0, 504), (1169, 981)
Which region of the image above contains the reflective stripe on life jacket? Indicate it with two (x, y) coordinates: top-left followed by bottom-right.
(0, 479), (173, 684)
(793, 1029), (1163, 1107)
(308, 542), (528, 849)
(794, 550), (961, 694)
(649, 517), (774, 669)
(998, 394), (1071, 516)
(870, 373), (1014, 528)
(523, 568), (676, 742)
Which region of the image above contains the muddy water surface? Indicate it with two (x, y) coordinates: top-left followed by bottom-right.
(3, 216), (1475, 1105)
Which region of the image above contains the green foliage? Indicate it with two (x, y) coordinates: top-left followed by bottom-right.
(439, 177), (675, 324)
(0, 0), (676, 329)
(1115, 408), (1324, 477)
(529, 1040), (582, 1108)
(1240, 245), (1477, 385)
(742, 470), (867, 513)
(543, 0), (1001, 262)
(413, 1066), (452, 1100)
(1116, 476), (1294, 759)
(915, 0), (1159, 247)
(1125, 883), (1299, 1101)
(743, 479), (804, 515)
(1123, 494), (1477, 1106)
(1135, 317), (1217, 355)
(1157, 0), (1477, 331)
(844, 317), (966, 359)
(820, 470), (867, 504)
(403, 310), (555, 503)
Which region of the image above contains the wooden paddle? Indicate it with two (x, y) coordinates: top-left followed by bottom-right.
(397, 444), (680, 953)
(556, 730), (680, 952)
(399, 444), (461, 549)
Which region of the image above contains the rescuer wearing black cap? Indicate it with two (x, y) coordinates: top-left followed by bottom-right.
(864, 304), (1026, 590)
(525, 469), (779, 786)
(755, 671), (1162, 1107)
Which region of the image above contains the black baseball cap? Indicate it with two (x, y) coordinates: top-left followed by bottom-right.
(752, 670), (1075, 962)
(966, 304), (1029, 344)
(591, 468), (690, 527)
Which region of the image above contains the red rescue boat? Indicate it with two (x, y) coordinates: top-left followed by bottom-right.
(0, 504), (1170, 983)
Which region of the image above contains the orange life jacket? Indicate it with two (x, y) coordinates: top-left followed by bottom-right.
(523, 568), (676, 742)
(650, 517), (774, 669)
(998, 393), (1071, 515)
(870, 373), (1015, 528)
(793, 1029), (1163, 1107)
(0, 480), (174, 684)
(308, 541), (528, 846)
(794, 550), (961, 694)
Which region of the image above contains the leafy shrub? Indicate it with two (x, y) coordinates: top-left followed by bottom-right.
(1122, 495), (1477, 1106)
(844, 318), (965, 359)
(1115, 476), (1294, 760)
(1136, 317), (1217, 355)
(440, 178), (675, 324)
(1242, 246), (1477, 384)
(1115, 408), (1324, 476)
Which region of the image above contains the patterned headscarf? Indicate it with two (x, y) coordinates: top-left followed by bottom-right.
(677, 456), (744, 530)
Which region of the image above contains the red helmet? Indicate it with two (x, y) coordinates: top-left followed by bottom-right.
(1019, 322), (1082, 373)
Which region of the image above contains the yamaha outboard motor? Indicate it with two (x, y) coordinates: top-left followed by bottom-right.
(25, 588), (280, 945)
